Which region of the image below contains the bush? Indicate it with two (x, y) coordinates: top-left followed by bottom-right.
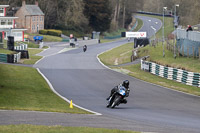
(39, 30), (48, 35)
(48, 29), (62, 37)
(39, 29), (62, 37)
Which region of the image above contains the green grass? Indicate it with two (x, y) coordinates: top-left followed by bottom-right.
(22, 48), (43, 65)
(119, 64), (200, 96)
(0, 49), (16, 54)
(138, 43), (200, 73)
(0, 125), (139, 133)
(24, 41), (40, 48)
(138, 14), (174, 39)
(0, 63), (89, 114)
(25, 33), (62, 42)
(98, 42), (200, 96)
(99, 43), (134, 66)
(133, 18), (143, 32)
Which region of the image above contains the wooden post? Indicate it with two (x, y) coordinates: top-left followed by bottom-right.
(182, 45), (184, 57)
(178, 45), (180, 57)
(193, 46), (195, 58)
(187, 46), (189, 58)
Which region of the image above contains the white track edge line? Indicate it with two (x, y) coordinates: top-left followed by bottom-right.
(36, 68), (102, 116)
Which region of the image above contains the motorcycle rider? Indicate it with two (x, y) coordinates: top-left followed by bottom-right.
(106, 80), (130, 104)
(83, 45), (87, 52)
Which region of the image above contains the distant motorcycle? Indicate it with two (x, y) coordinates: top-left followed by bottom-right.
(107, 85), (127, 108)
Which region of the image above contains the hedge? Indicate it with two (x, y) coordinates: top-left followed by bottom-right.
(39, 29), (62, 37)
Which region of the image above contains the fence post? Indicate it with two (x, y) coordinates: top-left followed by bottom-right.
(193, 46), (195, 58)
(182, 45), (184, 57)
(178, 45), (180, 57)
(187, 46), (189, 58)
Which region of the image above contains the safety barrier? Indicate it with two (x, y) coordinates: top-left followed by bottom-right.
(141, 59), (200, 87)
(14, 44), (28, 50)
(0, 52), (21, 63)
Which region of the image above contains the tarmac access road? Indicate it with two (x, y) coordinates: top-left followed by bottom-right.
(1, 16), (200, 133)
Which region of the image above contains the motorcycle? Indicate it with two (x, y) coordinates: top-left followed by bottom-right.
(107, 85), (127, 108)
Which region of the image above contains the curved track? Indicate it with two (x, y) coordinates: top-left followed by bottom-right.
(2, 16), (200, 133)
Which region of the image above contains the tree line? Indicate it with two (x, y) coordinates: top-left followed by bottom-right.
(0, 0), (199, 33)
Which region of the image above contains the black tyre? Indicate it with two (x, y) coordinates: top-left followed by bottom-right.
(111, 96), (121, 108)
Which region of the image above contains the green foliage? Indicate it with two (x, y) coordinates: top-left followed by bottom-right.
(83, 0), (112, 32)
(103, 29), (126, 37)
(39, 29), (62, 37)
(47, 29), (62, 37)
(39, 29), (48, 35)
(0, 49), (16, 54)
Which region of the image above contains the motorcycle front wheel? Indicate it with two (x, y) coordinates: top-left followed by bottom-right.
(111, 95), (121, 108)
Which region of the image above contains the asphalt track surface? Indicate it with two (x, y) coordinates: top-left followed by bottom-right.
(1, 16), (200, 133)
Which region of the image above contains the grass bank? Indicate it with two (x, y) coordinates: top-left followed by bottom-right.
(0, 63), (89, 114)
(98, 41), (200, 96)
(133, 18), (143, 32)
(99, 43), (134, 66)
(22, 48), (43, 65)
(0, 44), (89, 114)
(0, 125), (139, 133)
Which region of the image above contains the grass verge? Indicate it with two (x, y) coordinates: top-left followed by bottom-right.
(99, 43), (134, 66)
(98, 42), (200, 96)
(118, 64), (200, 96)
(133, 18), (143, 32)
(22, 48), (43, 65)
(0, 49), (16, 54)
(0, 125), (139, 133)
(0, 63), (89, 114)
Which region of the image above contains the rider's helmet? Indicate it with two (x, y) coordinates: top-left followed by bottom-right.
(122, 80), (129, 88)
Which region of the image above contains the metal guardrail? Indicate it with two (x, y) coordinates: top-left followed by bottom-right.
(177, 28), (200, 42)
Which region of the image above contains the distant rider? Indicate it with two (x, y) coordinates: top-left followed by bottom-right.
(83, 45), (87, 52)
(106, 80), (130, 104)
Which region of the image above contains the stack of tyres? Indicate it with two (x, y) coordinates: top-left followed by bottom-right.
(7, 36), (14, 51)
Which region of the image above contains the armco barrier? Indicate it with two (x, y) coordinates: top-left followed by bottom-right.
(141, 59), (200, 87)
